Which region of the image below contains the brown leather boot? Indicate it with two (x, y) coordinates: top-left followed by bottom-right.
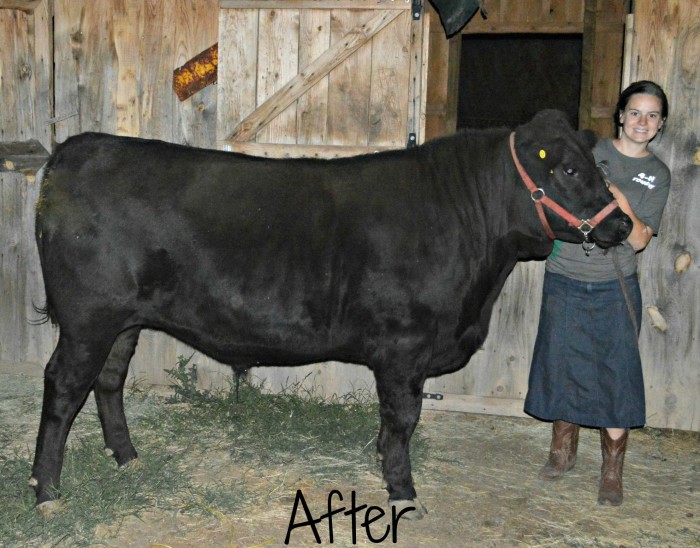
(598, 428), (629, 506)
(539, 420), (580, 480)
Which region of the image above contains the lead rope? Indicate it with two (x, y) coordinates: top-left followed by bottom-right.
(611, 247), (640, 336)
(598, 159), (639, 336)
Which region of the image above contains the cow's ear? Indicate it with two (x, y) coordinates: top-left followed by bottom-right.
(577, 129), (599, 150)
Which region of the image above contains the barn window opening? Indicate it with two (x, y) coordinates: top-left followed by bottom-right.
(457, 34), (583, 130)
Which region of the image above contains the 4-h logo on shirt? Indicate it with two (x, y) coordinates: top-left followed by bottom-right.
(633, 172), (656, 189)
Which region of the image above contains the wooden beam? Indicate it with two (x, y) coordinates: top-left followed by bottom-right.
(0, 0), (41, 10)
(225, 9), (403, 143)
(0, 140), (50, 175)
(218, 142), (399, 158)
(422, 393), (529, 418)
(220, 0), (410, 9)
(462, 22), (584, 34)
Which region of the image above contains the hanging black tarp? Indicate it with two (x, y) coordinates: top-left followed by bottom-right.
(428, 0), (483, 37)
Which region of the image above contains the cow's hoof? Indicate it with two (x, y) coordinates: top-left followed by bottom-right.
(389, 498), (427, 520)
(118, 457), (142, 470)
(36, 499), (63, 518)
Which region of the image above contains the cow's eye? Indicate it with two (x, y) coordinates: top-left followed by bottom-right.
(564, 167), (577, 176)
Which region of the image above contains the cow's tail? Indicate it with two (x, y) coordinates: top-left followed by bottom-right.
(30, 302), (56, 326)
(31, 162), (58, 327)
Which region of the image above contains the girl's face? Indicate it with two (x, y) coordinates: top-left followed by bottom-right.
(619, 93), (665, 146)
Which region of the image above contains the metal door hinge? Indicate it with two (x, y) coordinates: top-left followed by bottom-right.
(412, 0), (422, 20)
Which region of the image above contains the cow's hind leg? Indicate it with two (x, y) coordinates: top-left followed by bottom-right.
(374, 368), (428, 519)
(30, 330), (118, 511)
(94, 327), (141, 467)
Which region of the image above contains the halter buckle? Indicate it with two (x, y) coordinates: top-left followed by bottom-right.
(578, 219), (594, 236)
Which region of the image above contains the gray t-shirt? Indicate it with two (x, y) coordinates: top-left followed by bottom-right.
(546, 139), (671, 282)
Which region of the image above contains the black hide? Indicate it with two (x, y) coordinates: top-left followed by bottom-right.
(30, 109), (630, 512)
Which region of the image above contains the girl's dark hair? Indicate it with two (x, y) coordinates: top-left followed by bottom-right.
(614, 80), (669, 128)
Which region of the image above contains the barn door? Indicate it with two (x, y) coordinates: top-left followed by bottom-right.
(215, 0), (429, 396)
(216, 0), (430, 158)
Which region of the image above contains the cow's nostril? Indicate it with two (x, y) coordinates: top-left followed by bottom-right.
(619, 217), (632, 238)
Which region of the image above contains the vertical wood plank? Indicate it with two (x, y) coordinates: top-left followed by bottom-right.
(217, 8), (259, 144)
(297, 9), (331, 145)
(327, 10), (371, 146)
(53, 0), (82, 141)
(31, 0), (53, 150)
(0, 9), (32, 141)
(20, 174), (56, 366)
(256, 8), (299, 144)
(409, 10), (430, 145)
(425, 3), (460, 140)
(138, 0), (174, 140)
(172, 0), (219, 148)
(82, 1), (119, 134)
(368, 10), (410, 147)
(113, 0), (142, 136)
(0, 173), (23, 364)
(632, 0), (700, 431)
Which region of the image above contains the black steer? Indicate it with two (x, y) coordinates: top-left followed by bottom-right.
(31, 109), (630, 515)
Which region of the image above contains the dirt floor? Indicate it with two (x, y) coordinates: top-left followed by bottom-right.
(2, 372), (699, 547)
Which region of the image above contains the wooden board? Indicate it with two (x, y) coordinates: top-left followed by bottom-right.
(626, 0), (700, 431)
(0, 0), (41, 10)
(579, 0), (629, 138)
(460, 0), (584, 33)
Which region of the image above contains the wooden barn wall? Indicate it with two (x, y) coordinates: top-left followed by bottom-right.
(0, 0), (53, 375)
(626, 0), (700, 431)
(1, 0), (698, 431)
(1, 0), (232, 390)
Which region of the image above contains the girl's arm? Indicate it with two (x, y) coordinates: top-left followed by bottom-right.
(607, 183), (653, 251)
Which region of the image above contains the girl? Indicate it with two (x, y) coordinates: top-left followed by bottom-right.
(525, 81), (671, 506)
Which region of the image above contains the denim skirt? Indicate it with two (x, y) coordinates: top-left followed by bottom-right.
(524, 271), (645, 428)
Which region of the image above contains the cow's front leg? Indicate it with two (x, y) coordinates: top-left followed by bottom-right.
(31, 333), (114, 513)
(373, 367), (427, 519)
(94, 327), (141, 467)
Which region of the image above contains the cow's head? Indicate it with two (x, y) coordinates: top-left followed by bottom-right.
(513, 109), (631, 248)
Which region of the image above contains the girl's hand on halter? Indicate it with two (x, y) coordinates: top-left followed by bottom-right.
(607, 183), (653, 252)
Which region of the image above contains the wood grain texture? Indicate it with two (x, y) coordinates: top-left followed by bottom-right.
(227, 9), (401, 143)
(220, 0), (410, 8)
(631, 0), (700, 431)
(368, 10), (410, 147)
(297, 9), (331, 145)
(460, 0), (584, 33)
(255, 8), (299, 144)
(216, 8), (258, 143)
(0, 0), (41, 10)
(327, 10), (371, 146)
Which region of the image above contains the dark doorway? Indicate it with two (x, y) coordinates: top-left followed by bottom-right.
(457, 34), (583, 130)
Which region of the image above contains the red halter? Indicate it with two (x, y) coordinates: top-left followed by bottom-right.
(509, 132), (619, 240)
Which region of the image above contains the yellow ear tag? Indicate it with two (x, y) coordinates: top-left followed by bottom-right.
(550, 169), (554, 174)
(539, 149), (547, 159)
